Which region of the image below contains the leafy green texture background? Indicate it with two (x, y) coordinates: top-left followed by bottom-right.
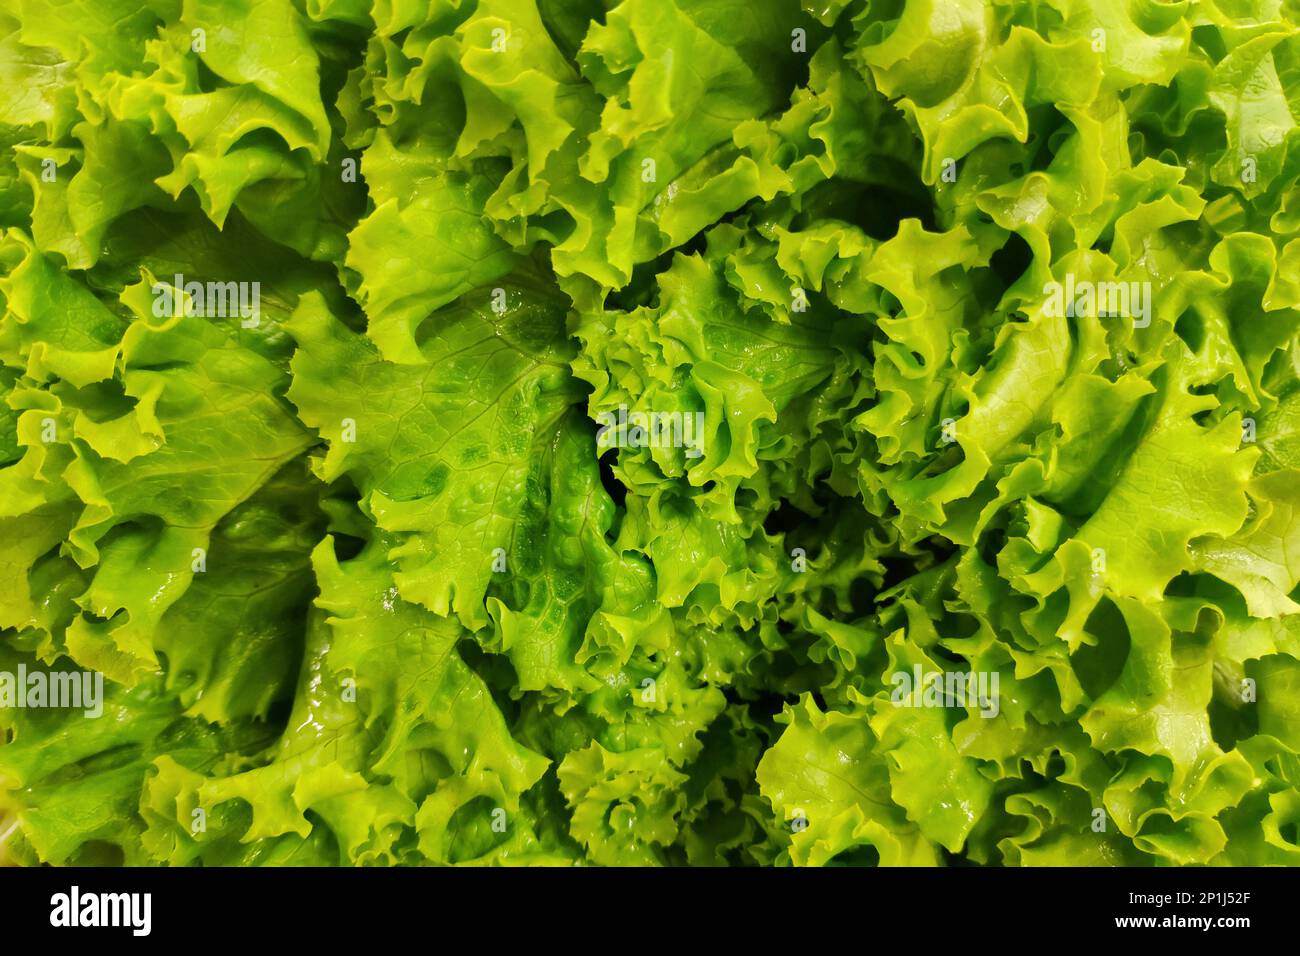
(3, 0), (1300, 866)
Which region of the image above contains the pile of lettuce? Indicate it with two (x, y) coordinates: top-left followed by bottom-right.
(3, 0), (1300, 867)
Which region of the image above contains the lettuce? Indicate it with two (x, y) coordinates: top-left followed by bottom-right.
(3, 0), (1300, 868)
